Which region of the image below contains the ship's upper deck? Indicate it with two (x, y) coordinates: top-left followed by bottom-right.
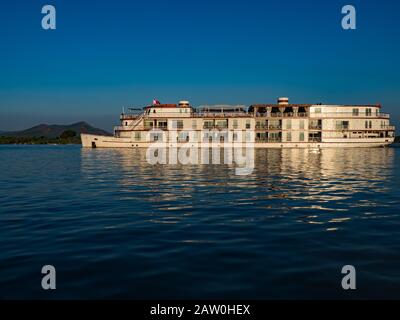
(119, 98), (389, 120)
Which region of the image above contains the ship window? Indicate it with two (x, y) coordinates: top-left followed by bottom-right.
(366, 108), (372, 116)
(336, 121), (349, 130)
(299, 132), (304, 141)
(203, 120), (214, 129)
(299, 120), (304, 129)
(158, 121), (167, 128)
(365, 121), (368, 129)
(144, 120), (153, 129)
(315, 108), (321, 113)
(352, 108), (359, 116)
(172, 120), (183, 129)
(153, 109), (156, 113)
(286, 132), (292, 142)
(192, 120), (197, 129)
(246, 120), (251, 129)
(233, 133), (238, 141)
(125, 122), (128, 126)
(216, 120), (228, 129)
(233, 120), (238, 129)
(178, 132), (189, 142)
(150, 132), (162, 142)
(286, 120), (292, 130)
(134, 132), (141, 141)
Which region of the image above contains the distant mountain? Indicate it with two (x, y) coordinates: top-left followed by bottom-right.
(0, 122), (111, 138)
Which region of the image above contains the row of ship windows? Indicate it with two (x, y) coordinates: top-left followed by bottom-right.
(130, 130), (391, 142)
(134, 132), (316, 142)
(132, 120), (388, 130)
(314, 108), (377, 116)
(335, 120), (389, 129)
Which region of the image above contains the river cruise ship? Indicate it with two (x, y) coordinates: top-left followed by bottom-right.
(81, 97), (395, 148)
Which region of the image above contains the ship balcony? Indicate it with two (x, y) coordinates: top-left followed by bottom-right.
(309, 137), (322, 142)
(297, 112), (308, 117)
(378, 113), (390, 119)
(268, 125), (282, 130)
(255, 124), (268, 129)
(282, 112), (295, 117)
(255, 138), (282, 142)
(255, 112), (308, 118)
(203, 124), (214, 129)
(156, 125), (168, 130)
(309, 112), (390, 118)
(196, 112), (248, 118)
(382, 125), (395, 130)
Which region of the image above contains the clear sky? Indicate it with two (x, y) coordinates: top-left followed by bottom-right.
(0, 0), (399, 131)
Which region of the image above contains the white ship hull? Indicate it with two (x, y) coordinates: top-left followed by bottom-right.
(81, 133), (394, 149)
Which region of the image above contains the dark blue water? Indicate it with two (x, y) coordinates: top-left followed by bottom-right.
(1, 145), (400, 299)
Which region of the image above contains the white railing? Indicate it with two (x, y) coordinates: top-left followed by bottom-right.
(309, 112), (390, 118)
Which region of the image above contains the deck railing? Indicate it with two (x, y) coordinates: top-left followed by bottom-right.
(195, 112), (248, 118)
(120, 114), (140, 120)
(309, 112), (390, 118)
(309, 125), (322, 130)
(268, 125), (282, 130)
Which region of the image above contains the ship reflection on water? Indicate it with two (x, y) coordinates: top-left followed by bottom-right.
(79, 147), (400, 298)
(80, 147), (395, 232)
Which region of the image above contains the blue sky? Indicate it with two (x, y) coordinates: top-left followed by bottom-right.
(0, 0), (399, 131)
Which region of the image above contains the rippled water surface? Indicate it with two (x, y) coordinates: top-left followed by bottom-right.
(1, 145), (400, 299)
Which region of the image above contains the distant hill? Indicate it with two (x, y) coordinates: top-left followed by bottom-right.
(0, 121), (111, 138)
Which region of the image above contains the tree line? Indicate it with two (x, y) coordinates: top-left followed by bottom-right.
(0, 130), (81, 144)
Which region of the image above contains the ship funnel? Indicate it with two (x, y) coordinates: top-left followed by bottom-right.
(278, 97), (289, 105)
